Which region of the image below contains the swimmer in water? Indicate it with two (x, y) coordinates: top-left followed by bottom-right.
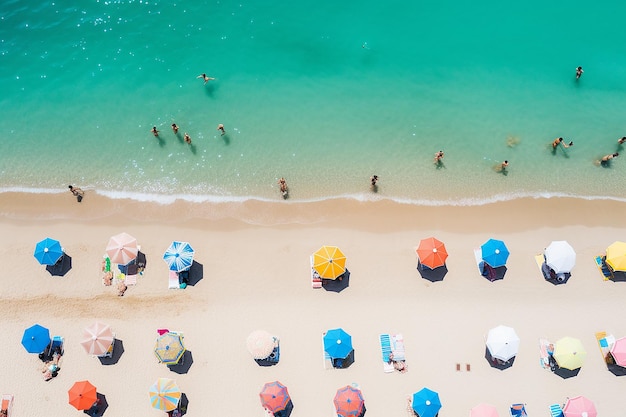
(171, 123), (179, 134)
(575, 66), (584, 79)
(151, 126), (159, 137)
(184, 133), (192, 144)
(197, 73), (215, 84)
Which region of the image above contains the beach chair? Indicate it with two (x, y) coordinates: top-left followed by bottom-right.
(549, 403), (563, 417)
(168, 271), (180, 289)
(124, 264), (138, 286)
(322, 333), (334, 370)
(379, 334), (394, 373)
(594, 255), (613, 280)
(539, 339), (552, 370)
(310, 256), (322, 289)
(99, 334), (115, 358)
(1, 394), (13, 417)
(509, 403), (527, 417)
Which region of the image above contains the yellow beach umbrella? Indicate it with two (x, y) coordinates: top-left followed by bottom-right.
(312, 246), (346, 279)
(606, 241), (626, 272)
(553, 336), (587, 370)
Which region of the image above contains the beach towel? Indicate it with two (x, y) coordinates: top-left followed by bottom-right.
(322, 333), (334, 370)
(510, 403), (527, 417)
(379, 334), (394, 373)
(392, 334), (406, 361)
(594, 255), (612, 280)
(169, 271), (180, 289)
(549, 403), (563, 417)
(539, 339), (552, 370)
(311, 255), (322, 289)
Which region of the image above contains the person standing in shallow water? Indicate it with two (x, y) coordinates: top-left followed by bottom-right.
(576, 66), (584, 79)
(184, 133), (192, 144)
(150, 126), (159, 137)
(171, 123), (179, 134)
(217, 124), (225, 136)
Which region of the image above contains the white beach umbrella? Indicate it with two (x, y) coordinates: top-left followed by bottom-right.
(486, 325), (520, 362)
(544, 241), (576, 273)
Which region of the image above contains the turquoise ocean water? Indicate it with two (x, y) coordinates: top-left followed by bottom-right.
(2, 0), (626, 205)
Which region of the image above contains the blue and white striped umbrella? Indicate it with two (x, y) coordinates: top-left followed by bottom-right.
(163, 241), (195, 272)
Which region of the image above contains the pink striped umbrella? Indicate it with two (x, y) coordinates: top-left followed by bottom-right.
(610, 337), (626, 367)
(470, 403), (499, 417)
(563, 396), (597, 417)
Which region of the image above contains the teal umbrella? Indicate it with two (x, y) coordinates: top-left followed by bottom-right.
(34, 238), (63, 265)
(481, 239), (510, 268)
(21, 324), (51, 353)
(412, 388), (441, 417)
(324, 328), (352, 359)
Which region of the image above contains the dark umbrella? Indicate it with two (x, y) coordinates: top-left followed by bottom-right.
(417, 261), (448, 282)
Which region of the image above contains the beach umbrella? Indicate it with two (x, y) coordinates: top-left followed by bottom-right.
(34, 237), (63, 265)
(246, 330), (277, 360)
(80, 322), (114, 356)
(416, 237), (448, 269)
(106, 232), (138, 265)
(163, 241), (195, 272)
(148, 378), (181, 412)
(610, 336), (626, 367)
(562, 396), (597, 417)
(481, 239), (509, 268)
(259, 381), (290, 413)
(312, 245), (346, 279)
(544, 241), (576, 273)
(486, 325), (520, 362)
(334, 385), (364, 417)
(553, 337), (587, 370)
(324, 328), (353, 359)
(412, 388), (442, 417)
(21, 324), (51, 353)
(154, 332), (186, 365)
(606, 241), (626, 272)
(68, 380), (97, 410)
(470, 403), (499, 417)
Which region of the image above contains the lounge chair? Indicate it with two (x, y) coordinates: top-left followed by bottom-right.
(99, 334), (115, 358)
(379, 334), (394, 373)
(594, 255), (613, 280)
(1, 395), (13, 417)
(595, 331), (615, 364)
(322, 333), (334, 370)
(310, 256), (322, 289)
(168, 271), (180, 289)
(539, 339), (552, 370)
(392, 334), (406, 361)
(509, 403), (527, 416)
(549, 403), (563, 417)
(124, 264), (138, 286)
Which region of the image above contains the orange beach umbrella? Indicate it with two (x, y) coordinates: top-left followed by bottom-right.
(416, 237), (448, 269)
(68, 380), (97, 410)
(312, 246), (346, 279)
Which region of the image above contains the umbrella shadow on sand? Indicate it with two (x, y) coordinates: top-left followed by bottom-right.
(46, 254), (72, 276)
(98, 339), (124, 366)
(274, 400), (294, 417)
(608, 363), (626, 376)
(168, 350), (193, 374)
(186, 261), (204, 286)
(484, 347), (515, 370)
(321, 270), (350, 292)
(178, 393), (190, 416)
(83, 393), (108, 417)
(554, 365), (581, 379)
(417, 262), (448, 282)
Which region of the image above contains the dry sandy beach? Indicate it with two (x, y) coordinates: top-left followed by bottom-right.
(1, 192), (626, 416)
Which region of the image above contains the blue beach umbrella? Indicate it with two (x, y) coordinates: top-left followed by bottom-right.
(324, 328), (353, 359)
(34, 238), (64, 265)
(412, 388), (441, 417)
(481, 239), (510, 268)
(21, 324), (51, 353)
(163, 241), (195, 272)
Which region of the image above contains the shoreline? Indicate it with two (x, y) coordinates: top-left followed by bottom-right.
(2, 191), (626, 416)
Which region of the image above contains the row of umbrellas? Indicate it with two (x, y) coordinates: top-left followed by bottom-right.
(34, 233), (196, 273)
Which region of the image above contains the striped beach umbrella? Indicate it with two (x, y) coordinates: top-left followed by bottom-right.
(334, 385), (364, 417)
(21, 324), (51, 354)
(154, 332), (185, 365)
(259, 381), (290, 413)
(163, 241), (195, 272)
(106, 232), (138, 265)
(149, 378), (181, 411)
(312, 245), (346, 279)
(80, 322), (114, 356)
(34, 237), (64, 265)
(68, 380), (97, 410)
(417, 237), (448, 269)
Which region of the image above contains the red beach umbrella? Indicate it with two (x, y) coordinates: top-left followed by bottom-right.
(416, 237), (448, 269)
(334, 385), (364, 417)
(259, 381), (290, 413)
(68, 380), (97, 410)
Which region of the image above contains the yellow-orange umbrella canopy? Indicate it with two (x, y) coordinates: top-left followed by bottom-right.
(312, 246), (346, 279)
(606, 241), (626, 272)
